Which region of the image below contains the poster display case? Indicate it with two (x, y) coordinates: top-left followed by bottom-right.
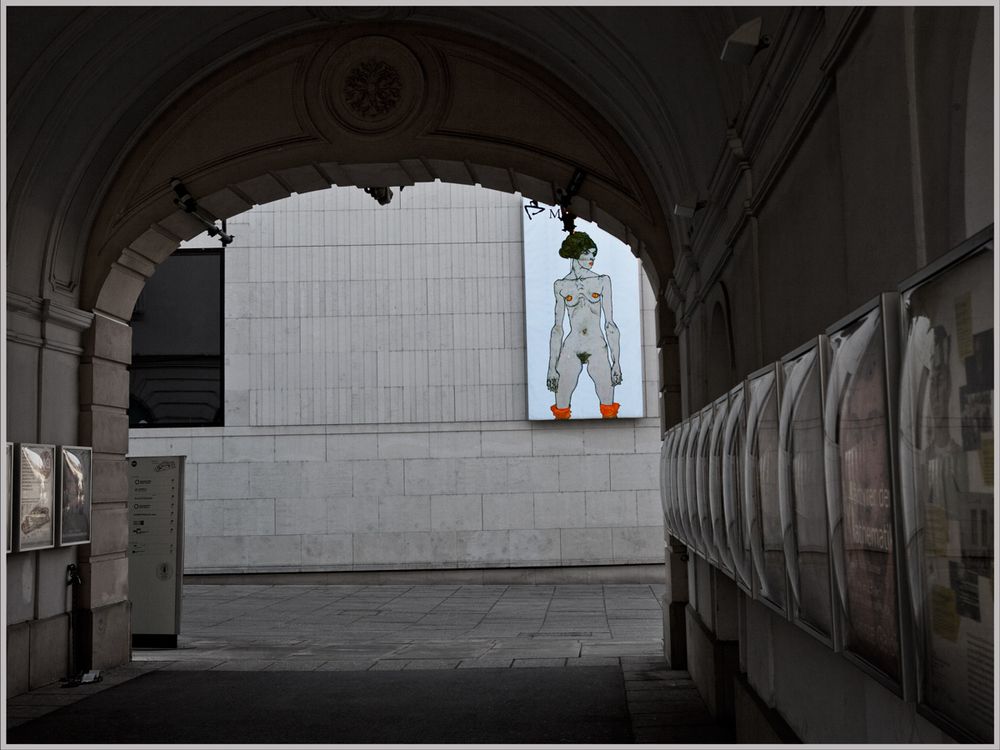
(58, 446), (93, 546)
(675, 419), (694, 548)
(685, 412), (705, 554)
(707, 393), (730, 570)
(824, 293), (909, 694)
(668, 424), (687, 544)
(744, 363), (787, 614)
(723, 382), (751, 591)
(694, 405), (714, 559)
(5, 443), (12, 553)
(897, 227), (994, 742)
(661, 427), (679, 537)
(779, 337), (836, 646)
(14, 444), (56, 552)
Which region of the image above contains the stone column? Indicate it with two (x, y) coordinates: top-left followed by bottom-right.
(75, 313), (133, 670)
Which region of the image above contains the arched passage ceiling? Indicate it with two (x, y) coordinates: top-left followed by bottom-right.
(7, 6), (753, 312)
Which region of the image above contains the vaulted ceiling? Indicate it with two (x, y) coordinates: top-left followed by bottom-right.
(6, 6), (771, 307)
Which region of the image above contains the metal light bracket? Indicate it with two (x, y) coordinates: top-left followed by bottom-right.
(170, 178), (235, 246)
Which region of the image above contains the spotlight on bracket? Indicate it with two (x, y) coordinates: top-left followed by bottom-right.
(673, 196), (707, 219)
(363, 186), (394, 206)
(720, 17), (770, 65)
(169, 178), (234, 246)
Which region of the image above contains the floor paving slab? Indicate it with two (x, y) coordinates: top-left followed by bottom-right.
(8, 583), (732, 744)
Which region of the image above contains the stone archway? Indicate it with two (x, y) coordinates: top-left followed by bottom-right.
(73, 23), (677, 669)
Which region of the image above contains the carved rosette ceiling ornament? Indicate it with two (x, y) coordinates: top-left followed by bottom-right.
(314, 36), (429, 136)
(344, 59), (403, 118)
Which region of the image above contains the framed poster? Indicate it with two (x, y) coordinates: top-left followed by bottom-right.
(897, 227), (993, 742)
(667, 426), (684, 541)
(744, 363), (787, 614)
(685, 412), (704, 554)
(5, 443), (12, 553)
(723, 382), (751, 590)
(522, 199), (644, 420)
(58, 446), (93, 546)
(675, 419), (694, 548)
(693, 405), (714, 559)
(660, 427), (677, 536)
(707, 393), (730, 570)
(824, 293), (908, 694)
(15, 443), (56, 552)
(779, 337), (836, 646)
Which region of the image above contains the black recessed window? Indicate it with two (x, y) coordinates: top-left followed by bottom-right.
(129, 248), (224, 428)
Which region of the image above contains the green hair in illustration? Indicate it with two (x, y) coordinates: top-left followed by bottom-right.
(558, 231), (598, 260)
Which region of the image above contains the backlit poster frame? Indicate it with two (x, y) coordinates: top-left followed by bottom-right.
(707, 393), (730, 570)
(15, 443), (56, 552)
(723, 382), (751, 591)
(58, 446), (93, 547)
(744, 363), (788, 616)
(779, 337), (837, 647)
(685, 412), (704, 555)
(694, 404), (714, 560)
(897, 227), (994, 742)
(5, 443), (12, 554)
(675, 419), (694, 548)
(824, 293), (911, 697)
(667, 425), (683, 540)
(661, 427), (678, 537)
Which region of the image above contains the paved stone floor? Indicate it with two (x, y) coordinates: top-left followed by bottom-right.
(7, 583), (731, 743)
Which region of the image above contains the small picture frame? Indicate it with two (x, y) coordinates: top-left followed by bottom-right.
(5, 443), (13, 554)
(58, 446), (93, 546)
(15, 443), (57, 552)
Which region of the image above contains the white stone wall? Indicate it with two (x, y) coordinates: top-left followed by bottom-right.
(129, 182), (663, 573)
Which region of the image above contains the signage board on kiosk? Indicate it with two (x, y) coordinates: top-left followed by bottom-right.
(127, 455), (185, 648)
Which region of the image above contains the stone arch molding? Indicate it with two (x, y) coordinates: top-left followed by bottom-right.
(85, 24), (672, 320)
(63, 24), (676, 670)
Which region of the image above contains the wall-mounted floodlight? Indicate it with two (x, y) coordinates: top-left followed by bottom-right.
(720, 17), (770, 65)
(363, 186), (394, 206)
(673, 196), (707, 219)
(169, 178), (234, 246)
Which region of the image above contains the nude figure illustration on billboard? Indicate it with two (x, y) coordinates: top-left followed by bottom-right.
(546, 231), (622, 419)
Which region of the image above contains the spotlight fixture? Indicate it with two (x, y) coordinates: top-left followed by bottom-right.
(555, 167), (587, 233)
(720, 17), (770, 65)
(169, 178), (234, 246)
(673, 196), (707, 219)
(363, 186), (394, 206)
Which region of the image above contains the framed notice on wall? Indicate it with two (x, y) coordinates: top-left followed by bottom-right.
(706, 393), (730, 570)
(661, 427), (681, 538)
(685, 412), (704, 555)
(694, 406), (714, 560)
(675, 420), (694, 548)
(58, 446), (93, 546)
(824, 294), (908, 694)
(15, 443), (56, 552)
(778, 337), (836, 647)
(897, 227), (994, 742)
(723, 382), (750, 590)
(5, 443), (12, 553)
(744, 363), (787, 615)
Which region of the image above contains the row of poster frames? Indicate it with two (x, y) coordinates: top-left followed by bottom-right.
(660, 225), (993, 743)
(4, 444), (93, 554)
